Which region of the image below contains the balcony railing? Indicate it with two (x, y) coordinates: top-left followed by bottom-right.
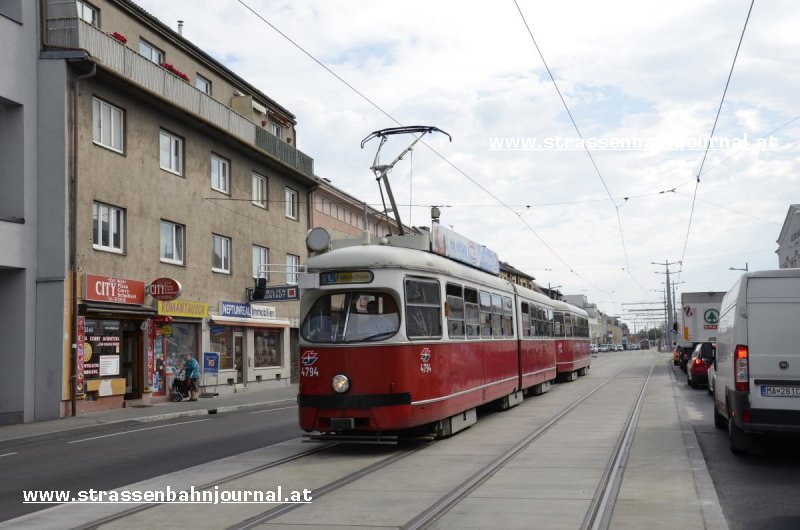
(47, 18), (314, 179)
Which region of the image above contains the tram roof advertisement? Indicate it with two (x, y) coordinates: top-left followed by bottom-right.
(431, 224), (500, 275)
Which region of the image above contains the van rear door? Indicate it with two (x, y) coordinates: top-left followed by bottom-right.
(747, 276), (800, 411)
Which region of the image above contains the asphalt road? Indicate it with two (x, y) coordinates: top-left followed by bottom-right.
(0, 405), (301, 522)
(671, 364), (800, 530)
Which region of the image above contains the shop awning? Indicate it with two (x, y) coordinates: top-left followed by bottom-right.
(79, 302), (157, 316)
(208, 315), (290, 328)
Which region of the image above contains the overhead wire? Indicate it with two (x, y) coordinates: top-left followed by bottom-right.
(512, 0), (644, 293)
(235, 0), (610, 295)
(676, 0), (755, 287)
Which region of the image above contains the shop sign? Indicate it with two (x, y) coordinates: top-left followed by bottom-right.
(160, 324), (173, 336)
(203, 352), (220, 374)
(85, 274), (145, 305)
(221, 301), (251, 318)
(251, 285), (300, 301)
(251, 304), (277, 319)
(148, 277), (182, 301)
(76, 316), (86, 395)
(158, 300), (209, 318)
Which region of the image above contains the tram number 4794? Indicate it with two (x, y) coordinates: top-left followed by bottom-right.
(301, 366), (319, 377)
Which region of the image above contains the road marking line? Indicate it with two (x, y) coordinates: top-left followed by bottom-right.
(68, 419), (209, 444)
(0, 452), (17, 458)
(248, 405), (298, 415)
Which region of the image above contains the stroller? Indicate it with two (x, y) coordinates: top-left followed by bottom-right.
(170, 369), (190, 402)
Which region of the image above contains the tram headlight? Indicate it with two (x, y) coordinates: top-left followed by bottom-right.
(332, 374), (350, 393)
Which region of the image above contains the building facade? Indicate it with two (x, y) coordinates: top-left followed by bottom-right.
(777, 204), (800, 269)
(30, 0), (317, 416)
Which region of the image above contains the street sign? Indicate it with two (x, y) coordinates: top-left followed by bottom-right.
(203, 351), (220, 374)
(250, 285), (299, 302)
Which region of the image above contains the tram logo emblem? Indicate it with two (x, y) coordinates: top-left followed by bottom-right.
(420, 349), (431, 363)
(301, 351), (319, 366)
(420, 348), (432, 374)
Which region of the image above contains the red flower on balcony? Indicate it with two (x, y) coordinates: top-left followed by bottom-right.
(109, 31), (127, 44)
(159, 63), (190, 83)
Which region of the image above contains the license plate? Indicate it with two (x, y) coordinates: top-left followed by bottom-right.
(761, 386), (800, 397)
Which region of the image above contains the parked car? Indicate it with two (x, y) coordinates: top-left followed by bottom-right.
(713, 269), (800, 454)
(678, 346), (694, 372)
(707, 362), (716, 396)
(687, 342), (715, 388)
(590, 344), (598, 354)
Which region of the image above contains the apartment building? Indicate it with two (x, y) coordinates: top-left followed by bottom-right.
(22, 0), (318, 416)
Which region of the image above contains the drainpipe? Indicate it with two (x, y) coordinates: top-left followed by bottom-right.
(70, 62), (96, 416)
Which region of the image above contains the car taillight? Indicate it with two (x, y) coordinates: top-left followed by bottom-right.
(694, 358), (702, 366)
(734, 345), (749, 392)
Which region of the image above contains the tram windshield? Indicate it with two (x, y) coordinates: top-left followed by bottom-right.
(301, 292), (400, 343)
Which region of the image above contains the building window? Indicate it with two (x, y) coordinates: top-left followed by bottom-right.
(195, 74), (211, 95)
(139, 38), (164, 64)
(92, 202), (124, 253)
(253, 245), (268, 279)
(286, 254), (299, 284)
(92, 97), (124, 153)
(159, 130), (183, 175)
(212, 234), (231, 273)
(76, 1), (98, 25)
(210, 154), (229, 193)
(271, 121), (282, 139)
(160, 220), (184, 265)
(252, 172), (267, 208)
(285, 187), (298, 220)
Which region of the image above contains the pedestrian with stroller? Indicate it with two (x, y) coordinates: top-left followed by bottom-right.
(182, 353), (200, 401)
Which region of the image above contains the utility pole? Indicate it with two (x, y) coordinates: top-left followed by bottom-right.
(653, 260), (681, 349)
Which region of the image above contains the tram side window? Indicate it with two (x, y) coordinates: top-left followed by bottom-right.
(465, 287), (480, 338)
(479, 291), (492, 338)
(554, 312), (565, 338)
(546, 308), (554, 337)
(491, 293), (503, 337)
(502, 296), (514, 337)
(405, 278), (442, 339)
(521, 303), (531, 337)
(564, 313), (573, 338)
(446, 283), (465, 338)
(531, 306), (541, 337)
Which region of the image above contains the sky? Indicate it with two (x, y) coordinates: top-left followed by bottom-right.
(136, 0), (798, 330)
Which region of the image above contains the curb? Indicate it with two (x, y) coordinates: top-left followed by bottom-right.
(133, 398), (297, 423)
(670, 364), (729, 530)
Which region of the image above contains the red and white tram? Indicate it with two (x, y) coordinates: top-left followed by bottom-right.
(297, 229), (590, 440)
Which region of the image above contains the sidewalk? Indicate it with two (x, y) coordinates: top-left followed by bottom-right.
(0, 383), (299, 443)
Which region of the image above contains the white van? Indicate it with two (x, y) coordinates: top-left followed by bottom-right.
(713, 269), (800, 453)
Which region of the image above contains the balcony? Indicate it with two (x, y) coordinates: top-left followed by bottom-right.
(46, 18), (314, 179)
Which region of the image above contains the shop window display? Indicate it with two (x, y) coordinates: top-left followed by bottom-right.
(210, 326), (233, 370)
(254, 329), (282, 368)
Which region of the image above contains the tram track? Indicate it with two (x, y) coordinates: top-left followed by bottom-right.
(403, 355), (656, 529)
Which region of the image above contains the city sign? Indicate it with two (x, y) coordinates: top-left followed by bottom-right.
(85, 274), (145, 305)
(148, 277), (182, 301)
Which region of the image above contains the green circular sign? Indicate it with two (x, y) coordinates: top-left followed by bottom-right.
(704, 309), (719, 324)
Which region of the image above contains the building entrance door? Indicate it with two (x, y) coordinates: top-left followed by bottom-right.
(122, 320), (142, 400)
(234, 330), (244, 384)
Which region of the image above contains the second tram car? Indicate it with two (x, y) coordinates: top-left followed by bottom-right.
(297, 228), (590, 440)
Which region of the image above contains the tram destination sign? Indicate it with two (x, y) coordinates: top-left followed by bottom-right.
(320, 271), (374, 285)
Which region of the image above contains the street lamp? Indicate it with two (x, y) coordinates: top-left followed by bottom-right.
(729, 262), (748, 272)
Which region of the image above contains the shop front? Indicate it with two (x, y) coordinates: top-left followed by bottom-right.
(150, 300), (208, 400)
(74, 274), (154, 414)
(207, 302), (291, 389)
